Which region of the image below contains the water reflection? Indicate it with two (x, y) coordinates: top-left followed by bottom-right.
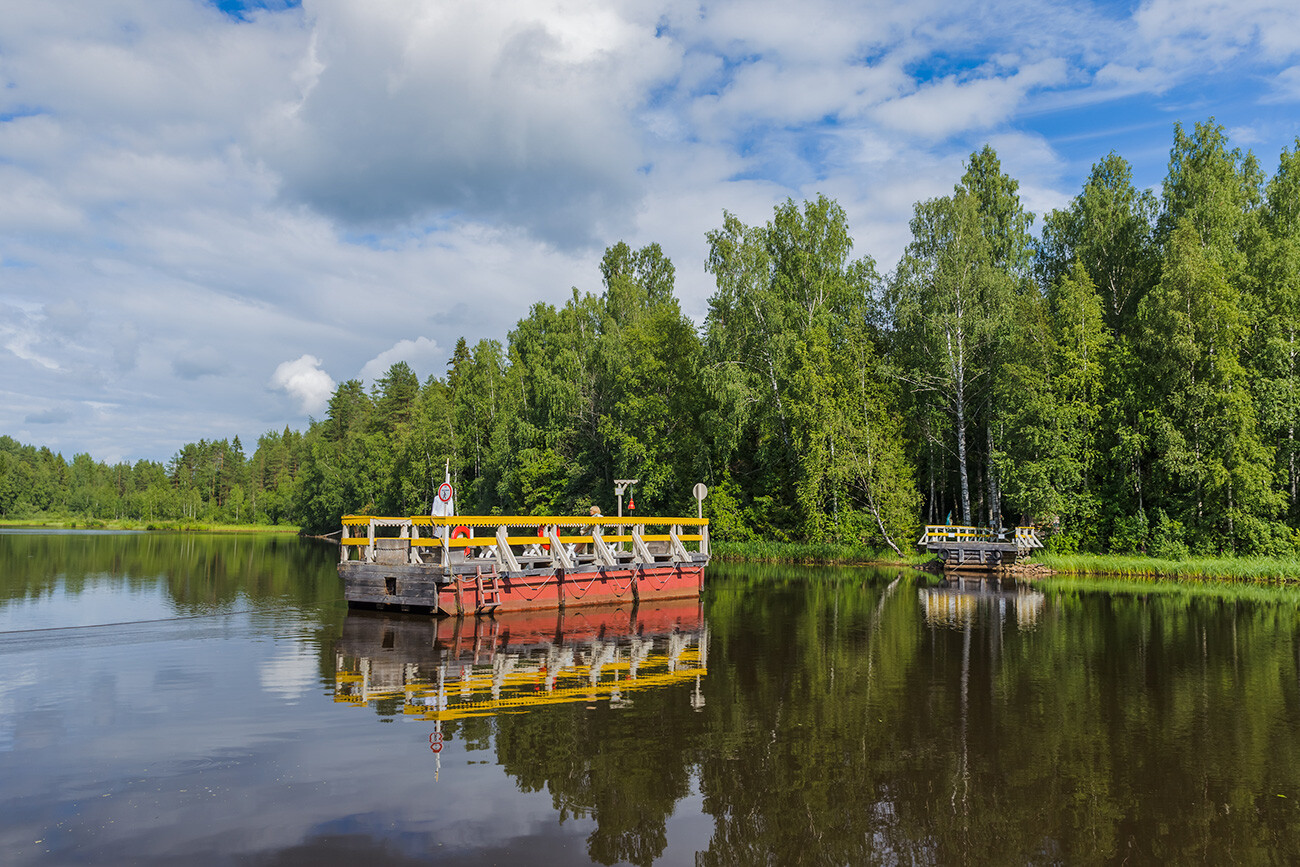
(334, 600), (708, 721)
(7, 532), (1300, 865)
(919, 576), (1045, 630)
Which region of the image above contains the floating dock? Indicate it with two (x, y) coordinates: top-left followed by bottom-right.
(339, 514), (708, 614)
(917, 524), (1043, 570)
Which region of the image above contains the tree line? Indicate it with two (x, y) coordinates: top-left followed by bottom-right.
(5, 119), (1299, 556)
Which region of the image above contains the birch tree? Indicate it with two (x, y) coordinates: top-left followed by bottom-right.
(888, 189), (1012, 525)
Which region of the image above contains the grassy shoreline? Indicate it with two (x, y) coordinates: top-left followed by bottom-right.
(711, 540), (1300, 584)
(0, 517), (301, 534)
(1038, 552), (1300, 582)
(711, 539), (920, 567)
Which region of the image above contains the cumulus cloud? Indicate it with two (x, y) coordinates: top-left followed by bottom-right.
(271, 355), (336, 415)
(1, 0), (1298, 465)
(254, 0), (678, 248)
(359, 337), (444, 385)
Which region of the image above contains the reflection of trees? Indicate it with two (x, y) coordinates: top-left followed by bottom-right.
(696, 567), (1300, 863)
(696, 566), (929, 864)
(0, 531), (340, 609)
(486, 620), (707, 867)
(497, 706), (696, 866)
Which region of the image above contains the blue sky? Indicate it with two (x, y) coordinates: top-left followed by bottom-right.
(1, 0), (1299, 462)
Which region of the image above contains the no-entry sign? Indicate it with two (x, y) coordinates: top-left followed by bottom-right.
(437, 482), (453, 502)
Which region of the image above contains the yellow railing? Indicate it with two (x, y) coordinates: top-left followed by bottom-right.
(340, 513), (710, 568)
(917, 524), (1043, 549)
(336, 646), (706, 720)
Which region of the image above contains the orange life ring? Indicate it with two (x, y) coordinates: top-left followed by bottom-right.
(451, 525), (471, 556)
(537, 525), (550, 552)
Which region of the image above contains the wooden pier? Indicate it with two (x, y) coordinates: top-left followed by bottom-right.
(339, 514), (708, 614)
(916, 524), (1043, 571)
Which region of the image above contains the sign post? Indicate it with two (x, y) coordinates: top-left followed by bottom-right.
(692, 482), (708, 520)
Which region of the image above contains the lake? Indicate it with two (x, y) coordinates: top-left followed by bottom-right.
(2, 530), (1299, 865)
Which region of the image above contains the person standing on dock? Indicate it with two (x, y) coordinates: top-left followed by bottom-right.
(585, 505), (603, 554)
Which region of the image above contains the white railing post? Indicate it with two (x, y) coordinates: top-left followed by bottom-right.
(548, 525), (573, 569)
(632, 523), (653, 564)
(592, 526), (618, 566)
(496, 524), (520, 572)
(670, 524), (690, 562)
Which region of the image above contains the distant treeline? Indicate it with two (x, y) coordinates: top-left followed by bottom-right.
(6, 119), (1300, 557)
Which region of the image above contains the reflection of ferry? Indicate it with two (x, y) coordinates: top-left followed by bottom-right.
(334, 600), (707, 721)
(919, 578), (1045, 630)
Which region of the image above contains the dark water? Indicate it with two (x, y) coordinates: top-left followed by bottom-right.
(3, 531), (1300, 865)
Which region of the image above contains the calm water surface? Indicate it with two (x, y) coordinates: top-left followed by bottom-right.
(2, 530), (1300, 865)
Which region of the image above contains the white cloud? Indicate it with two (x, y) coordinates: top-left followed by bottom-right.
(270, 355), (336, 415)
(0, 0), (1297, 464)
(1264, 65), (1300, 103)
(359, 337), (445, 385)
(253, 0), (679, 248)
(873, 59), (1068, 139)
(1135, 0), (1300, 67)
(3, 329), (61, 372)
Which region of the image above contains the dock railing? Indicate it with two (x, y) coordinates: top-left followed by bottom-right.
(917, 524), (1043, 552)
(340, 514), (710, 569)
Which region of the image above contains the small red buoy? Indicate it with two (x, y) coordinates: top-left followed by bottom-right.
(628, 496), (635, 511)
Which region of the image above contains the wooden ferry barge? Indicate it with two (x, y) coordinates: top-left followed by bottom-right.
(339, 513), (709, 614)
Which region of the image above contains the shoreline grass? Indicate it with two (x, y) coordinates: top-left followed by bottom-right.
(0, 517), (301, 534)
(711, 539), (921, 567)
(1038, 552), (1300, 582)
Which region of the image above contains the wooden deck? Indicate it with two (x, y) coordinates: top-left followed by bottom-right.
(917, 525), (1043, 571)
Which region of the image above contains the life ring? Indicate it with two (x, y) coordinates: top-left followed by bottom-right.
(537, 525), (550, 552)
(451, 525), (471, 556)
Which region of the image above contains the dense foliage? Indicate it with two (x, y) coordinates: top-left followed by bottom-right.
(6, 120), (1300, 555)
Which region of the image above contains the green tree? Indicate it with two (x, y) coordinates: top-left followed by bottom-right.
(1038, 152), (1160, 336)
(888, 188), (1013, 525)
(1250, 140), (1300, 522)
(705, 195), (916, 545)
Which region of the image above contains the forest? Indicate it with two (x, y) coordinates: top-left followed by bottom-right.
(4, 119), (1299, 557)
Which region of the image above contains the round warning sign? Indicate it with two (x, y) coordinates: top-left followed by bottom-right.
(437, 482), (453, 502)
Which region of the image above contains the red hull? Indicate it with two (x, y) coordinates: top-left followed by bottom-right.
(446, 563), (703, 613)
